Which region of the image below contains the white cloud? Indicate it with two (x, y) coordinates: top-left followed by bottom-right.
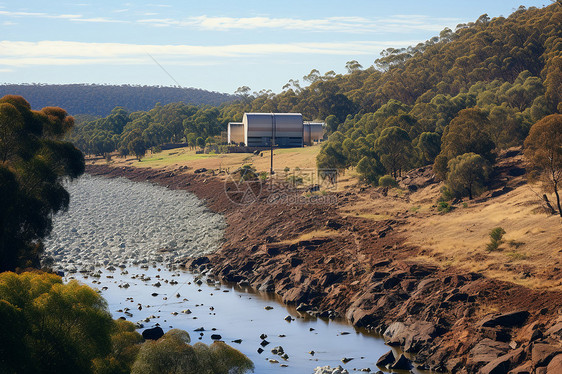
(137, 14), (459, 33)
(0, 10), (127, 24)
(69, 17), (129, 23)
(0, 40), (416, 66)
(0, 10), (81, 19)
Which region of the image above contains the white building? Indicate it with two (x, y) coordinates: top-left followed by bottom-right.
(227, 113), (324, 147)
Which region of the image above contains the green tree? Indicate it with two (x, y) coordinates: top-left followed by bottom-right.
(416, 132), (441, 164)
(374, 126), (413, 178)
(93, 320), (143, 374)
(128, 138), (147, 160)
(0, 272), (114, 374)
(131, 329), (253, 374)
(356, 155), (384, 185)
(434, 108), (495, 179)
(524, 114), (562, 216)
(196, 136), (205, 149)
(446, 152), (491, 199)
(0, 95), (84, 271)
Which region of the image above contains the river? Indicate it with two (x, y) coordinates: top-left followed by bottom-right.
(44, 175), (395, 373)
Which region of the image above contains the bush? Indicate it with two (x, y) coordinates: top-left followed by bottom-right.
(437, 201), (453, 213)
(379, 174), (398, 187)
(486, 227), (506, 251)
(439, 185), (454, 201)
(131, 329), (253, 374)
(0, 272), (114, 374)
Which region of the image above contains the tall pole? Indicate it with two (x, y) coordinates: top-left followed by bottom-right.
(270, 113), (276, 179)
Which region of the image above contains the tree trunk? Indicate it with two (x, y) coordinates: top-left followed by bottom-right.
(543, 194), (557, 215)
(554, 182), (562, 217)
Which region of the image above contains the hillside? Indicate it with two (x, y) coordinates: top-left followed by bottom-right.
(0, 84), (234, 116)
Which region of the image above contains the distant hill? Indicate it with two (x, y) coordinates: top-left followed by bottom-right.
(0, 84), (234, 116)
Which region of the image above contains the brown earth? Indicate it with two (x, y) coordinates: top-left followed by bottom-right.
(86, 150), (562, 374)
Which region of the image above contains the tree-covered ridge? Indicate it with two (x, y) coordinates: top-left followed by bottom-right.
(310, 3), (561, 189)
(0, 84), (234, 116)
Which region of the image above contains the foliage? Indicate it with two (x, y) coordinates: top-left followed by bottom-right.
(434, 108), (496, 179)
(524, 114), (562, 216)
(0, 95), (84, 271)
(356, 156), (385, 185)
(486, 227), (506, 251)
(0, 272), (113, 374)
(437, 201), (453, 213)
(374, 126), (414, 177)
(446, 152), (492, 199)
(378, 174), (398, 187)
(131, 329), (254, 374)
(93, 320), (143, 374)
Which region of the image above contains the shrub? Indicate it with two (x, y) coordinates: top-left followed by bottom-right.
(486, 227), (506, 251)
(131, 329), (253, 374)
(437, 201), (453, 213)
(379, 174), (398, 187)
(0, 272), (114, 374)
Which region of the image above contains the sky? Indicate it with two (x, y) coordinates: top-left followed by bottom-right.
(0, 0), (552, 95)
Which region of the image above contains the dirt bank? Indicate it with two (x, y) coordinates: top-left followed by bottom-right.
(86, 163), (562, 373)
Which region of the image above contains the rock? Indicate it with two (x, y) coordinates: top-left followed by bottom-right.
(532, 343), (561, 367)
(194, 168), (207, 173)
(260, 333), (268, 340)
(383, 321), (439, 353)
(547, 354), (562, 374)
(479, 348), (524, 374)
(467, 338), (510, 367)
(376, 350), (395, 367)
(390, 354), (412, 370)
(231, 339), (242, 344)
(479, 311), (530, 328)
(284, 315), (293, 322)
(296, 303), (310, 312)
(341, 357), (353, 363)
(325, 219), (342, 230)
(257, 348), (264, 354)
(271, 346), (284, 355)
(210, 334), (222, 340)
(142, 326), (164, 340)
(313, 365), (349, 374)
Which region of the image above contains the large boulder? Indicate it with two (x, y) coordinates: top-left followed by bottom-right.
(547, 354), (562, 374)
(479, 311), (530, 328)
(479, 348), (525, 374)
(142, 326), (164, 340)
(376, 350), (395, 367)
(383, 321), (438, 353)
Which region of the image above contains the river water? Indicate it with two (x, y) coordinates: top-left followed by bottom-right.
(44, 175), (395, 373)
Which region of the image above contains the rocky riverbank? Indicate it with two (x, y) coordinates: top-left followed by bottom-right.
(86, 163), (562, 373)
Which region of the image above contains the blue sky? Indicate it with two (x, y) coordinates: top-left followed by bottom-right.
(0, 0), (551, 94)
